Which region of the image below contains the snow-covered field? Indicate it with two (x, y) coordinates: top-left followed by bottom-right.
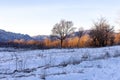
(0, 46), (120, 80)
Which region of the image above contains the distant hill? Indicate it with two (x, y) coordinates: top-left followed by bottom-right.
(0, 29), (33, 42)
(32, 30), (91, 41)
(63, 30), (90, 39)
(32, 35), (50, 41)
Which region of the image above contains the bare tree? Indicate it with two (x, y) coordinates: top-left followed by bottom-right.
(52, 20), (76, 48)
(90, 17), (114, 47)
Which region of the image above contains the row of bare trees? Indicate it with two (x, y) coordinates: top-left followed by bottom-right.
(51, 18), (115, 48)
(1, 17), (120, 49)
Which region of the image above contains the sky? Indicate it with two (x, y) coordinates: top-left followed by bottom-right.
(0, 0), (120, 36)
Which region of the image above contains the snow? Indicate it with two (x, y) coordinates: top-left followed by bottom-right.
(0, 46), (120, 80)
(46, 57), (120, 80)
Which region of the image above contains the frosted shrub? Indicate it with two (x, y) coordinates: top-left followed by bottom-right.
(81, 53), (89, 61)
(103, 51), (110, 59)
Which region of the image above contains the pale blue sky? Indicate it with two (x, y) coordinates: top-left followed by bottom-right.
(0, 0), (120, 36)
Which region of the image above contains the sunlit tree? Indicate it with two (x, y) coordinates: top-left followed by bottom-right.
(90, 17), (114, 47)
(51, 20), (76, 48)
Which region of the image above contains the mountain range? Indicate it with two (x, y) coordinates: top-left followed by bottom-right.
(0, 29), (89, 42)
(0, 29), (33, 42)
(0, 29), (53, 42)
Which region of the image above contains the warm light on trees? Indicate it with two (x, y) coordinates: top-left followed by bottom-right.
(51, 20), (76, 48)
(77, 27), (84, 47)
(90, 17), (114, 47)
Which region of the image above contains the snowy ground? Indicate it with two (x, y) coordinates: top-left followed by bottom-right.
(0, 46), (120, 80)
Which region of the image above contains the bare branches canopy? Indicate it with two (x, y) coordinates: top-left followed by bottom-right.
(90, 18), (114, 47)
(52, 20), (76, 48)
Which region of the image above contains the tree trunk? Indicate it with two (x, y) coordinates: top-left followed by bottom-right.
(61, 39), (63, 48)
(77, 38), (80, 48)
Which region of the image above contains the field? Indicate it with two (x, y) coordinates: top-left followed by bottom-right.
(0, 46), (120, 80)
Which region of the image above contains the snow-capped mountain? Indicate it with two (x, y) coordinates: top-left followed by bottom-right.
(0, 29), (33, 42)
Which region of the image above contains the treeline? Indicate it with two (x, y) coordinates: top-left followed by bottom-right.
(1, 32), (120, 49)
(1, 17), (120, 49)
